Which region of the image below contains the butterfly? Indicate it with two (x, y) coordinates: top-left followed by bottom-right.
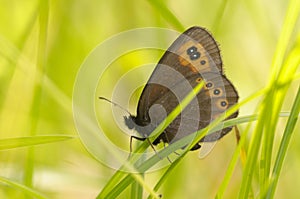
(122, 26), (239, 151)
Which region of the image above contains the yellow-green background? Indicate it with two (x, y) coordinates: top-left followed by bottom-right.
(0, 0), (299, 198)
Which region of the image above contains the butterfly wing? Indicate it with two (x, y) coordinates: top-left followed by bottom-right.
(147, 72), (238, 147)
(134, 26), (223, 125)
(129, 26), (238, 149)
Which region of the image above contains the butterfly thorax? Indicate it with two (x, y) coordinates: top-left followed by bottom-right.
(124, 115), (150, 129)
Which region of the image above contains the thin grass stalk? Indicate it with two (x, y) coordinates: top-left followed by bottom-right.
(266, 86), (300, 198)
(238, 0), (300, 197)
(25, 0), (49, 187)
(146, 0), (185, 31)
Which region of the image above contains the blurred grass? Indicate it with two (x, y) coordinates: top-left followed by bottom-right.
(239, 0), (300, 198)
(0, 135), (74, 150)
(0, 0), (299, 199)
(0, 176), (46, 199)
(24, 0), (49, 188)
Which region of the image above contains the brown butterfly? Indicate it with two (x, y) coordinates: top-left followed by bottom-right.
(123, 26), (239, 150)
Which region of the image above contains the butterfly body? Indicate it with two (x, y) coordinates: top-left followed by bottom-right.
(124, 26), (238, 150)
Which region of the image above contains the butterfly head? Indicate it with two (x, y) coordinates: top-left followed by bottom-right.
(124, 115), (136, 129)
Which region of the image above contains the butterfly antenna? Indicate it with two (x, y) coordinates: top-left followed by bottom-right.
(99, 97), (132, 116)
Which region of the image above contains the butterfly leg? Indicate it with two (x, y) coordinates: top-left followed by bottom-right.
(144, 136), (165, 161)
(128, 136), (146, 160)
(130, 135), (169, 162)
(129, 135), (146, 159)
(234, 126), (247, 166)
(235, 125), (240, 144)
(162, 142), (173, 163)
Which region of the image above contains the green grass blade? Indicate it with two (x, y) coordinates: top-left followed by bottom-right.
(265, 87), (300, 198)
(217, 111), (291, 198)
(211, 0), (229, 34)
(268, 0), (300, 82)
(260, 34), (300, 198)
(25, 0), (49, 188)
(216, 128), (247, 199)
(260, 0), (300, 191)
(0, 176), (46, 199)
(132, 179), (144, 199)
(147, 151), (187, 199)
(257, 8), (297, 199)
(0, 135), (74, 150)
(147, 0), (185, 31)
(131, 156), (145, 199)
(238, 0), (300, 197)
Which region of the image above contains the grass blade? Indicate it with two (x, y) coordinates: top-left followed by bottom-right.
(0, 176), (46, 199)
(266, 86), (300, 198)
(0, 135), (74, 150)
(147, 0), (185, 31)
(238, 0), (300, 197)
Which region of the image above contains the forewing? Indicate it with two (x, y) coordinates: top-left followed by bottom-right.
(135, 26), (222, 124)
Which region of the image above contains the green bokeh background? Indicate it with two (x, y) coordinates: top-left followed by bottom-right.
(0, 0), (299, 198)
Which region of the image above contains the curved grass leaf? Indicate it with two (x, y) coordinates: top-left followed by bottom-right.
(265, 86), (300, 198)
(0, 135), (74, 150)
(0, 176), (46, 199)
(238, 0), (300, 197)
(147, 0), (185, 31)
